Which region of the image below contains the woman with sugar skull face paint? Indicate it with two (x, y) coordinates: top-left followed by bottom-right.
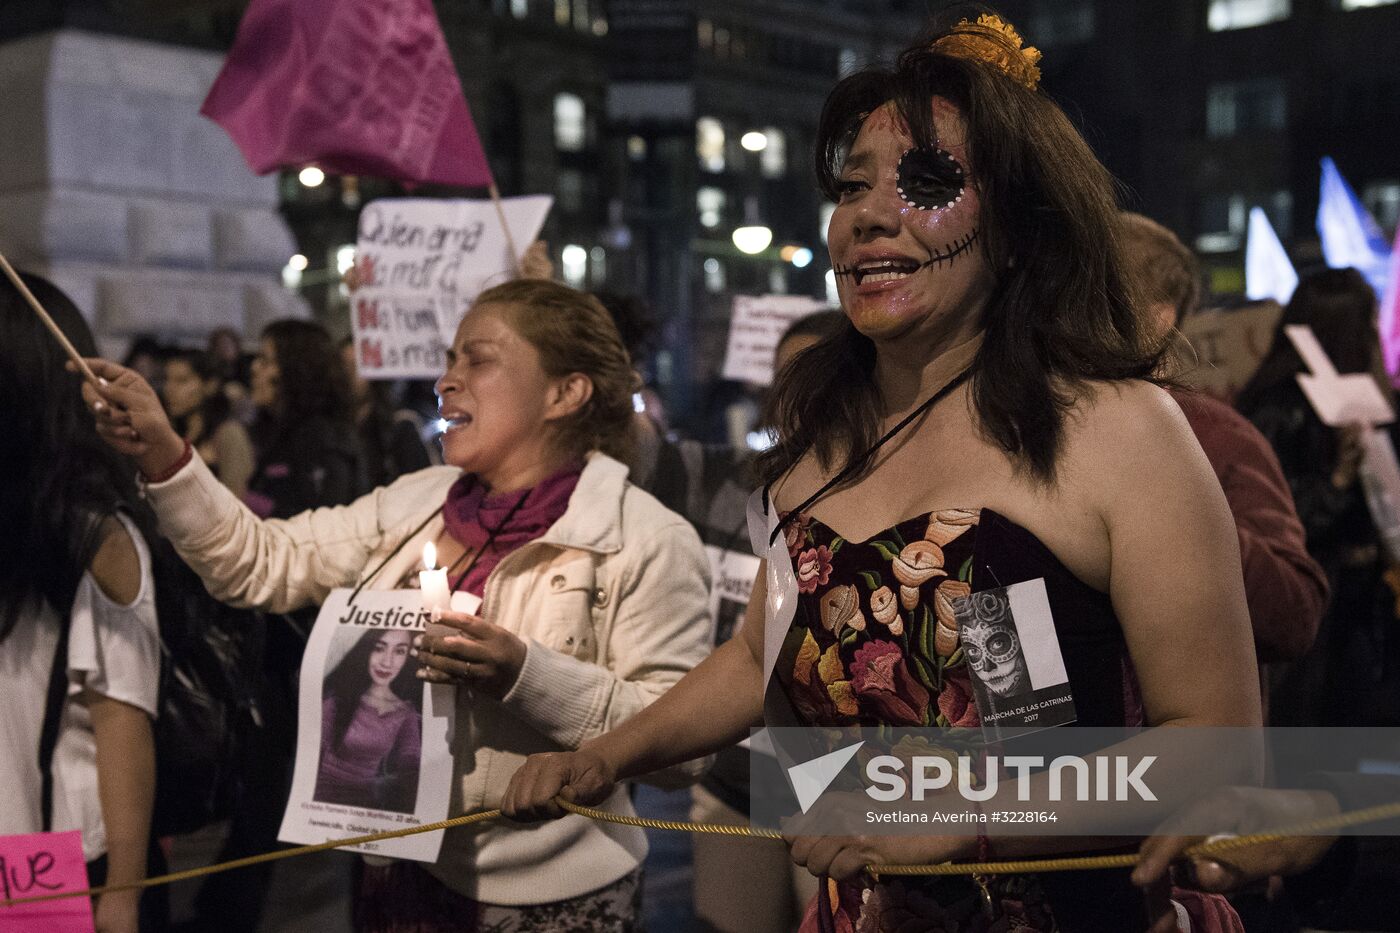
(503, 14), (1261, 932)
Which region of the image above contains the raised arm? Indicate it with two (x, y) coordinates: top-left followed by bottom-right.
(77, 357), (396, 612)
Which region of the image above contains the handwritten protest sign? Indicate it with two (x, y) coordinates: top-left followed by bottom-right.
(720, 295), (831, 386)
(0, 831), (94, 932)
(351, 196), (552, 380)
(1175, 301), (1283, 399)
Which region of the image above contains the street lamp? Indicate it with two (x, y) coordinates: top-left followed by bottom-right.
(298, 166), (325, 187)
(732, 196), (772, 255)
(740, 131), (768, 152)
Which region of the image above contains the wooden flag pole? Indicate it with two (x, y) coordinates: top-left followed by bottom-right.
(487, 183), (522, 277)
(0, 251), (102, 386)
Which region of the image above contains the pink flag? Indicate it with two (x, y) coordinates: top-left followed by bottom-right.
(201, 0), (493, 188)
(1381, 224), (1400, 382)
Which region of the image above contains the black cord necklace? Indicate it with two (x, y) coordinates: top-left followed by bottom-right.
(444, 484), (532, 595)
(345, 477), (533, 605)
(769, 367), (973, 547)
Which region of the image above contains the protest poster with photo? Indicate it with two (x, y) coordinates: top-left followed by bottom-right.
(720, 294), (831, 386)
(704, 545), (761, 646)
(951, 578), (1076, 742)
(278, 588), (455, 862)
(350, 195), (553, 380)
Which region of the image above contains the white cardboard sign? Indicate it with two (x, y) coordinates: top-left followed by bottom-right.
(350, 196), (553, 380)
(1285, 325), (1394, 427)
(720, 294), (831, 386)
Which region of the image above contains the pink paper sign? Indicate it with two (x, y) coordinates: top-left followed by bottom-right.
(0, 831), (94, 932)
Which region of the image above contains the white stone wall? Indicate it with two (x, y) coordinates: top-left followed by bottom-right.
(0, 29), (309, 352)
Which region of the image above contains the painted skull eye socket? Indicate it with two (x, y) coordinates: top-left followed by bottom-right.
(896, 147), (965, 211)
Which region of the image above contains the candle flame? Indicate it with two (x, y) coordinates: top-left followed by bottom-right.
(423, 541), (437, 571)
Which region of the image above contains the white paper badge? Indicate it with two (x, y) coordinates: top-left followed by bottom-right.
(278, 588), (455, 862)
(951, 578), (1077, 742)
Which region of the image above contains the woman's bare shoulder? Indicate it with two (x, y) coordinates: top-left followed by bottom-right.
(1058, 378), (1219, 509)
(88, 516), (142, 606)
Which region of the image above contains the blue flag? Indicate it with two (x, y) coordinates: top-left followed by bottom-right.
(1317, 156), (1391, 296)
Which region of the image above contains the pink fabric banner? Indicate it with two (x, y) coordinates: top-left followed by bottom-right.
(201, 0), (493, 188)
(1382, 224), (1400, 382)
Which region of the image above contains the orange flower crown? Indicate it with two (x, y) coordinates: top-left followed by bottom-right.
(931, 14), (1042, 92)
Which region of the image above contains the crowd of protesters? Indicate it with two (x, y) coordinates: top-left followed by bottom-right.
(3, 11), (1399, 933)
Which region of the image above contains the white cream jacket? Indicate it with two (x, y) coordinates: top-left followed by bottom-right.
(145, 451), (713, 904)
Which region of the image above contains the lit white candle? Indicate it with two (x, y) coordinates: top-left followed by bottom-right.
(419, 541), (451, 615)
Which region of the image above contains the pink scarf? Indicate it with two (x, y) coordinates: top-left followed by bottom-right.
(440, 463), (582, 597)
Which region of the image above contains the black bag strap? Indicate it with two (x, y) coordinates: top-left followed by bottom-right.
(39, 514), (108, 831)
(39, 613), (72, 832)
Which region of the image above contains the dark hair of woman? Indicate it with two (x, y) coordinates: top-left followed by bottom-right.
(256, 319), (354, 443)
(757, 19), (1164, 486)
(0, 274), (150, 639)
(167, 348), (232, 447)
(323, 629), (421, 752)
(1235, 268), (1385, 416)
(263, 319), (353, 422)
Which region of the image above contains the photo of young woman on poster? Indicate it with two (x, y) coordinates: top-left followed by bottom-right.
(314, 628), (422, 813)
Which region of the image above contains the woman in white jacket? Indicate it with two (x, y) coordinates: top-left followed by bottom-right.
(81, 280), (713, 932)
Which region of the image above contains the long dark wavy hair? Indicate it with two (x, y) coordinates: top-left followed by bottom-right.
(254, 319), (354, 447)
(0, 274), (154, 639)
(323, 628), (421, 752)
(1235, 268), (1387, 417)
(758, 15), (1163, 486)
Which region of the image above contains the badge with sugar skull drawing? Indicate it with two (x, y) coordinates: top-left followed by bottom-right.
(951, 578), (1077, 741)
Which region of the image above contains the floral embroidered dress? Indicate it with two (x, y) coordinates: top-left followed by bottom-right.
(773, 507), (1149, 933)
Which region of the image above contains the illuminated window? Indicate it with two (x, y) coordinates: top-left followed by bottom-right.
(573, 0), (589, 30)
(510, 0), (528, 18)
(698, 19), (713, 50)
(1196, 193), (1249, 252)
(704, 257), (726, 293)
(1339, 0), (1399, 8)
(554, 93), (585, 151)
(561, 244), (588, 288)
(769, 267), (788, 295)
(761, 128), (786, 179)
(697, 117), (726, 172)
(1364, 181), (1400, 230)
(590, 246), (607, 283)
(697, 187), (726, 229)
(555, 0), (569, 25)
(1207, 79), (1287, 137)
(627, 136), (647, 161)
(838, 48), (860, 77)
(556, 169), (584, 213)
(1208, 0), (1290, 30)
(820, 203), (836, 244)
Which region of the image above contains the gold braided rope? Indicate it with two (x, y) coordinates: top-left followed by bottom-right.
(4, 798), (1398, 907)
